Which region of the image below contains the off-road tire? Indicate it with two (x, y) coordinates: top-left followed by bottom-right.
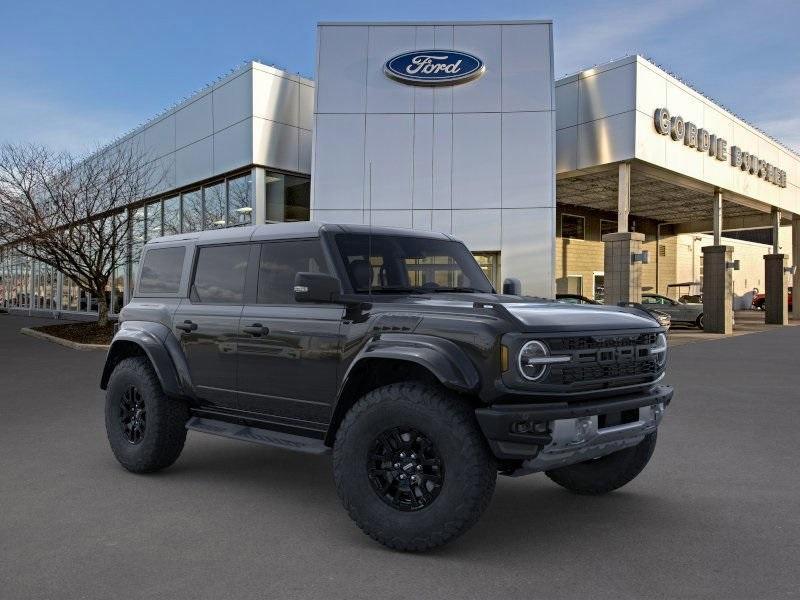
(333, 382), (497, 551)
(545, 432), (657, 495)
(105, 357), (188, 473)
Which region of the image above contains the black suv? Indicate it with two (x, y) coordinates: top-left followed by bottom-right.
(101, 222), (672, 551)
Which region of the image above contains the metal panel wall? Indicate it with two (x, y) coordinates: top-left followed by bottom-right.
(89, 62), (313, 200)
(312, 21), (556, 297)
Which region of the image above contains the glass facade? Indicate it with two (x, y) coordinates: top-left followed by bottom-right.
(181, 189), (202, 233)
(266, 172), (310, 222)
(0, 168), (312, 316)
(163, 196), (181, 236)
(228, 174), (252, 226)
(204, 181), (227, 229)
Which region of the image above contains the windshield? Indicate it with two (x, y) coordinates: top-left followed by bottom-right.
(334, 233), (494, 294)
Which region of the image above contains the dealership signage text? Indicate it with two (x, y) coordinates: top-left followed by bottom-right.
(654, 108), (787, 188)
(384, 50), (485, 86)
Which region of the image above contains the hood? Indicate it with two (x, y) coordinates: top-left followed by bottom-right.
(366, 292), (663, 332)
(502, 302), (662, 332)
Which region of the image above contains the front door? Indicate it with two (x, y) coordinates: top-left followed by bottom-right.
(172, 242), (252, 407)
(236, 239), (344, 426)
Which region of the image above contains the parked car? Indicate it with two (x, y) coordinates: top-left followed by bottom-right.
(101, 222), (672, 551)
(641, 293), (705, 329)
(617, 302), (672, 330)
(557, 294), (670, 329)
(752, 287), (792, 311)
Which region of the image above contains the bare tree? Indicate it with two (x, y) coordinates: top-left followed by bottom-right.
(0, 142), (163, 325)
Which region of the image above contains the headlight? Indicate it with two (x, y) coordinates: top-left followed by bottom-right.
(518, 340), (570, 381)
(649, 333), (667, 366)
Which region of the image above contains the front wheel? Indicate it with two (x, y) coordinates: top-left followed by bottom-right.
(333, 382), (497, 552)
(696, 314), (705, 329)
(105, 357), (189, 473)
(545, 432), (657, 495)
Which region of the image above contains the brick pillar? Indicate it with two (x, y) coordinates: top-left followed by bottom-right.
(602, 232), (644, 306)
(701, 245), (733, 334)
(764, 254), (789, 325)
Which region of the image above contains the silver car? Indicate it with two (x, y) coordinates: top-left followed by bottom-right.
(641, 293), (704, 328)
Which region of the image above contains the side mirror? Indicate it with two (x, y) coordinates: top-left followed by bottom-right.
(502, 277), (522, 295)
(294, 272), (341, 303)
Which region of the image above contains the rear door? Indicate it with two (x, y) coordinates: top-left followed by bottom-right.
(236, 239), (344, 425)
(172, 243), (254, 407)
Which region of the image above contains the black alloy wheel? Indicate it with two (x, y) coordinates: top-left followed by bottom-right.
(120, 385), (146, 444)
(367, 427), (444, 511)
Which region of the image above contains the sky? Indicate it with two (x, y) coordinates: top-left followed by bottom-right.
(1, 0), (798, 154)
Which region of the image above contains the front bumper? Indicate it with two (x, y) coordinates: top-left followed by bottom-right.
(475, 384), (673, 473)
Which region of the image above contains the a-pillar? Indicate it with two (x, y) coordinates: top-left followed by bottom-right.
(602, 232), (644, 306)
(701, 246), (733, 334)
(793, 215), (800, 321)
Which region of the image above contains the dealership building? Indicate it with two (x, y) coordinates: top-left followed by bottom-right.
(2, 19), (799, 333)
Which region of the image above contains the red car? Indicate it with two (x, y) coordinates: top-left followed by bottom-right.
(752, 287), (792, 311)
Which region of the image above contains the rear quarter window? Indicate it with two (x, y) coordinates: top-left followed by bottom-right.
(138, 246), (186, 295)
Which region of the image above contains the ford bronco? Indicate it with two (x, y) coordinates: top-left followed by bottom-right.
(101, 222), (672, 551)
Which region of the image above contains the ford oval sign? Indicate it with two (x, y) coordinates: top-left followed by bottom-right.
(384, 50), (485, 86)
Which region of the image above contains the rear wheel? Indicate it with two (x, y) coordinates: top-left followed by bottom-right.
(696, 314), (705, 329)
(105, 357), (188, 473)
(545, 432), (657, 495)
(333, 382), (496, 551)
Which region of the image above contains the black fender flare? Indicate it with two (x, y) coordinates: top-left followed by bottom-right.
(326, 333), (480, 444)
(100, 321), (194, 400)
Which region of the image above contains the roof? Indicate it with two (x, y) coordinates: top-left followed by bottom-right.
(146, 221), (454, 246)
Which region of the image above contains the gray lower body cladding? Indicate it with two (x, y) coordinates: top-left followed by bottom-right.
(475, 384), (672, 468)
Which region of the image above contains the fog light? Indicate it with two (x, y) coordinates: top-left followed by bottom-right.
(511, 421), (532, 434)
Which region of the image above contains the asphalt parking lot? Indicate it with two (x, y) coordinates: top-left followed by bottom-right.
(1, 313), (799, 600)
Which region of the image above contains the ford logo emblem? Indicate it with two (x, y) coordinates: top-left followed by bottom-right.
(384, 50), (485, 86)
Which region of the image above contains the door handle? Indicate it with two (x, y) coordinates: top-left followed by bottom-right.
(242, 323), (269, 336)
(176, 320), (198, 333)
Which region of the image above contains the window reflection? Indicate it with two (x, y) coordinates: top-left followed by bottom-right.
(163, 196), (180, 235)
(182, 189), (202, 233)
(204, 181), (226, 229)
(228, 174), (252, 226)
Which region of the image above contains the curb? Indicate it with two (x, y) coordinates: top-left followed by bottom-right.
(20, 327), (110, 351)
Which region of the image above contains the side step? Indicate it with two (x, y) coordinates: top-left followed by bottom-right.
(186, 416), (330, 455)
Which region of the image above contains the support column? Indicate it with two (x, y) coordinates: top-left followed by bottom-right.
(764, 253), (789, 325)
(772, 208), (781, 254)
(701, 246), (734, 334)
(252, 166), (267, 225)
(712, 189), (723, 245)
(792, 216), (800, 321)
(602, 232), (644, 306)
(617, 162), (631, 233)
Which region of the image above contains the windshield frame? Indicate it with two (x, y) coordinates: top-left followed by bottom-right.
(327, 231), (495, 296)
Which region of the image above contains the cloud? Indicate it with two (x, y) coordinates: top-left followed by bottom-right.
(0, 88), (138, 155)
(553, 0), (711, 76)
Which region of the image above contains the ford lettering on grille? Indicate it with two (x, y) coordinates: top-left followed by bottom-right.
(384, 50), (485, 86)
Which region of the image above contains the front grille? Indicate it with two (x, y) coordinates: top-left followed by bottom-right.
(544, 332), (663, 390)
(557, 358), (660, 385)
(548, 333), (658, 352)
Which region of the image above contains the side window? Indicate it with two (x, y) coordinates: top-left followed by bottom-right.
(641, 296), (658, 305)
(191, 244), (250, 304)
(257, 240), (328, 304)
(138, 246), (185, 295)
